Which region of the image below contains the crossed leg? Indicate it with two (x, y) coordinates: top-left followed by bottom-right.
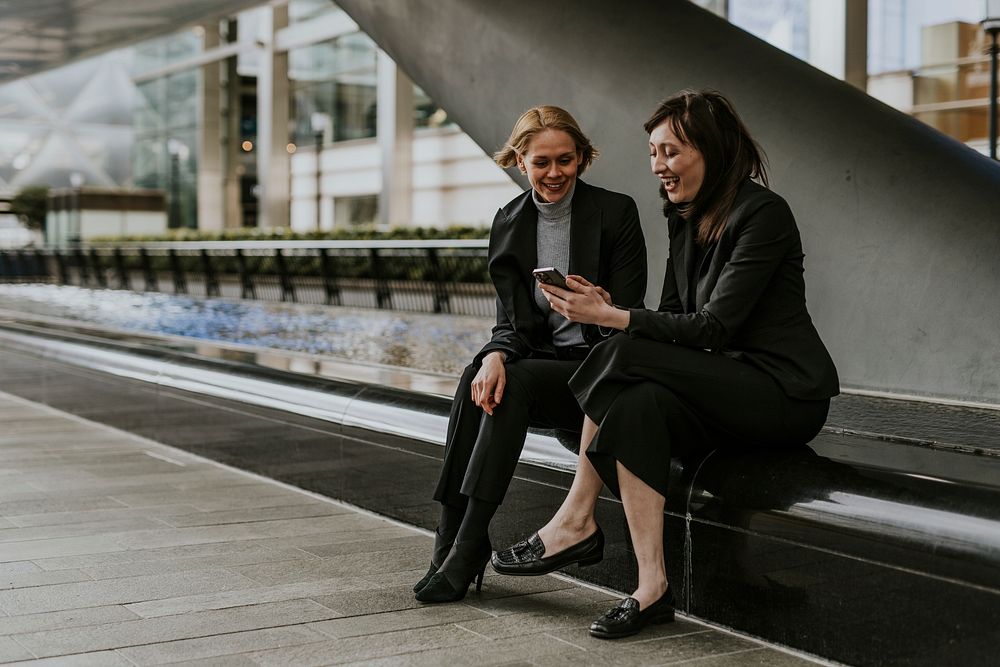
(535, 415), (668, 610)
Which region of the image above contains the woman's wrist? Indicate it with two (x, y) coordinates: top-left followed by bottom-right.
(485, 350), (507, 364)
(601, 304), (631, 330)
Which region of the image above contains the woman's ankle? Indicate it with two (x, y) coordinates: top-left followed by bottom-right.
(537, 515), (598, 555)
(548, 510), (598, 534)
(632, 577), (669, 610)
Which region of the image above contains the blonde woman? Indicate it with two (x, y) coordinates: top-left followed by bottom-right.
(415, 106), (647, 603)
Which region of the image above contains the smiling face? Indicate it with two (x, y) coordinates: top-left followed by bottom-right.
(648, 120), (706, 205)
(517, 128), (582, 204)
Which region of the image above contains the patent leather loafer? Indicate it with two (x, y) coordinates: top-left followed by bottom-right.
(589, 587), (676, 639)
(491, 527), (604, 576)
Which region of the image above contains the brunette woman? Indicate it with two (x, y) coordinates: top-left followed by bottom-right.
(492, 90), (839, 638)
(414, 106), (647, 603)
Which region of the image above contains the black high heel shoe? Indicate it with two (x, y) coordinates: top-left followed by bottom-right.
(414, 538), (492, 603)
(412, 526), (457, 593)
(413, 504), (465, 594)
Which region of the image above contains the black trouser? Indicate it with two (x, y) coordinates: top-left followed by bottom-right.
(433, 356), (586, 507)
(569, 336), (830, 499)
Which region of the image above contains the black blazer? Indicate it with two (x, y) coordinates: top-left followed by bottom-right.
(627, 180), (839, 400)
(475, 179), (647, 366)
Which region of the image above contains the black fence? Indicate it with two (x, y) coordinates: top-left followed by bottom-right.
(0, 241), (496, 317)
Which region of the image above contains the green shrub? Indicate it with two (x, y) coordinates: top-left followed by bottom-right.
(90, 224), (490, 244)
(11, 186), (49, 230)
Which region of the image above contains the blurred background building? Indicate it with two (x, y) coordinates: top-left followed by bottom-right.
(0, 0), (995, 237)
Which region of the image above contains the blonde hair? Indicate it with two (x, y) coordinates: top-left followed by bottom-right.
(493, 105), (599, 175)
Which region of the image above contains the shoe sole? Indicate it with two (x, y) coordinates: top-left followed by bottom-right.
(490, 556), (603, 576)
(588, 612), (675, 640)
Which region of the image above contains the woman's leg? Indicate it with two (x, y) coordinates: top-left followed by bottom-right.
(535, 415), (603, 554)
(458, 359), (583, 504)
(616, 460), (668, 609)
(419, 359), (582, 599)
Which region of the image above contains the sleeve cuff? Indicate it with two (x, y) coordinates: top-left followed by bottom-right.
(625, 307), (646, 337)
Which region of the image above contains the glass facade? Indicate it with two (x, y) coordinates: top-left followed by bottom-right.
(867, 0), (991, 148)
(289, 33), (379, 145)
(133, 70), (201, 228)
(334, 194), (378, 227)
(289, 0), (335, 24)
(0, 0), (485, 234)
(709, 0), (994, 149)
(131, 32), (204, 229)
(869, 0), (984, 74)
(0, 50), (136, 194)
(729, 0), (810, 62)
(414, 84), (453, 129)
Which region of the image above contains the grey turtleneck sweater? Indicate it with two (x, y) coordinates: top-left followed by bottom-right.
(532, 182), (585, 347)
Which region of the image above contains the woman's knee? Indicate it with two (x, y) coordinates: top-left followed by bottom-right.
(587, 335), (658, 371)
(498, 360), (536, 403)
(609, 380), (673, 412)
(453, 363), (479, 404)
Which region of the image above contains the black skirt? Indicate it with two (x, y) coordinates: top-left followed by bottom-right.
(568, 335), (829, 498)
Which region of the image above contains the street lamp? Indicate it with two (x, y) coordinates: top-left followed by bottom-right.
(69, 172), (84, 245)
(982, 1), (1000, 160)
(166, 139), (189, 228)
(311, 112), (329, 231)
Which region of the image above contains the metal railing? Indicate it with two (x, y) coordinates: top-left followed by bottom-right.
(0, 241), (495, 317)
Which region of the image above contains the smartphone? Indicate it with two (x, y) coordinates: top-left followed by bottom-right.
(532, 267), (569, 290)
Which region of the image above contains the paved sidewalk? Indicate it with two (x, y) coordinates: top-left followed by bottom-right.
(0, 392), (818, 666)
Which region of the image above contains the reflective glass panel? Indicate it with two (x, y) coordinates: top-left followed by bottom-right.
(289, 33), (377, 144)
(414, 85), (453, 129)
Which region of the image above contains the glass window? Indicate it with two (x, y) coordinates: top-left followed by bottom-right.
(334, 195), (378, 227)
(289, 0), (345, 24)
(132, 31), (203, 78)
(166, 69), (199, 131)
(289, 33), (378, 144)
(867, 0), (990, 146)
(0, 48), (136, 191)
(133, 137), (166, 190)
(689, 0), (726, 17)
(413, 85), (453, 129)
(729, 0), (810, 62)
(75, 127), (135, 186)
(132, 57), (200, 228)
(28, 58), (101, 112)
(135, 80), (166, 135)
(868, 0), (985, 75)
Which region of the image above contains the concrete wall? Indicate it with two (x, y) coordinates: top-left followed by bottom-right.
(338, 0), (1000, 406)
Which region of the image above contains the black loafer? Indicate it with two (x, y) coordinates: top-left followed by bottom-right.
(491, 527), (604, 576)
(589, 587), (676, 639)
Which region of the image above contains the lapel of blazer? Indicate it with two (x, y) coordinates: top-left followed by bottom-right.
(568, 180), (600, 282)
(696, 182), (757, 309)
(489, 190), (541, 337)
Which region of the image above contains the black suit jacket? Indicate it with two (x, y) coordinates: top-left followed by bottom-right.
(627, 180), (839, 400)
(475, 179), (647, 366)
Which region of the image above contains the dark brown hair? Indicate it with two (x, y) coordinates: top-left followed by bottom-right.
(494, 105), (599, 175)
(644, 90), (768, 245)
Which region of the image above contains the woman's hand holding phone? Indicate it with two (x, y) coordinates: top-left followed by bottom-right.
(539, 274), (627, 329)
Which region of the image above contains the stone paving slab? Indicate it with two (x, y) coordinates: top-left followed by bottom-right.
(0, 391), (823, 666)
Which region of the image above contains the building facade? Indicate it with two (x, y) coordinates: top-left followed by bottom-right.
(0, 0), (994, 235)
